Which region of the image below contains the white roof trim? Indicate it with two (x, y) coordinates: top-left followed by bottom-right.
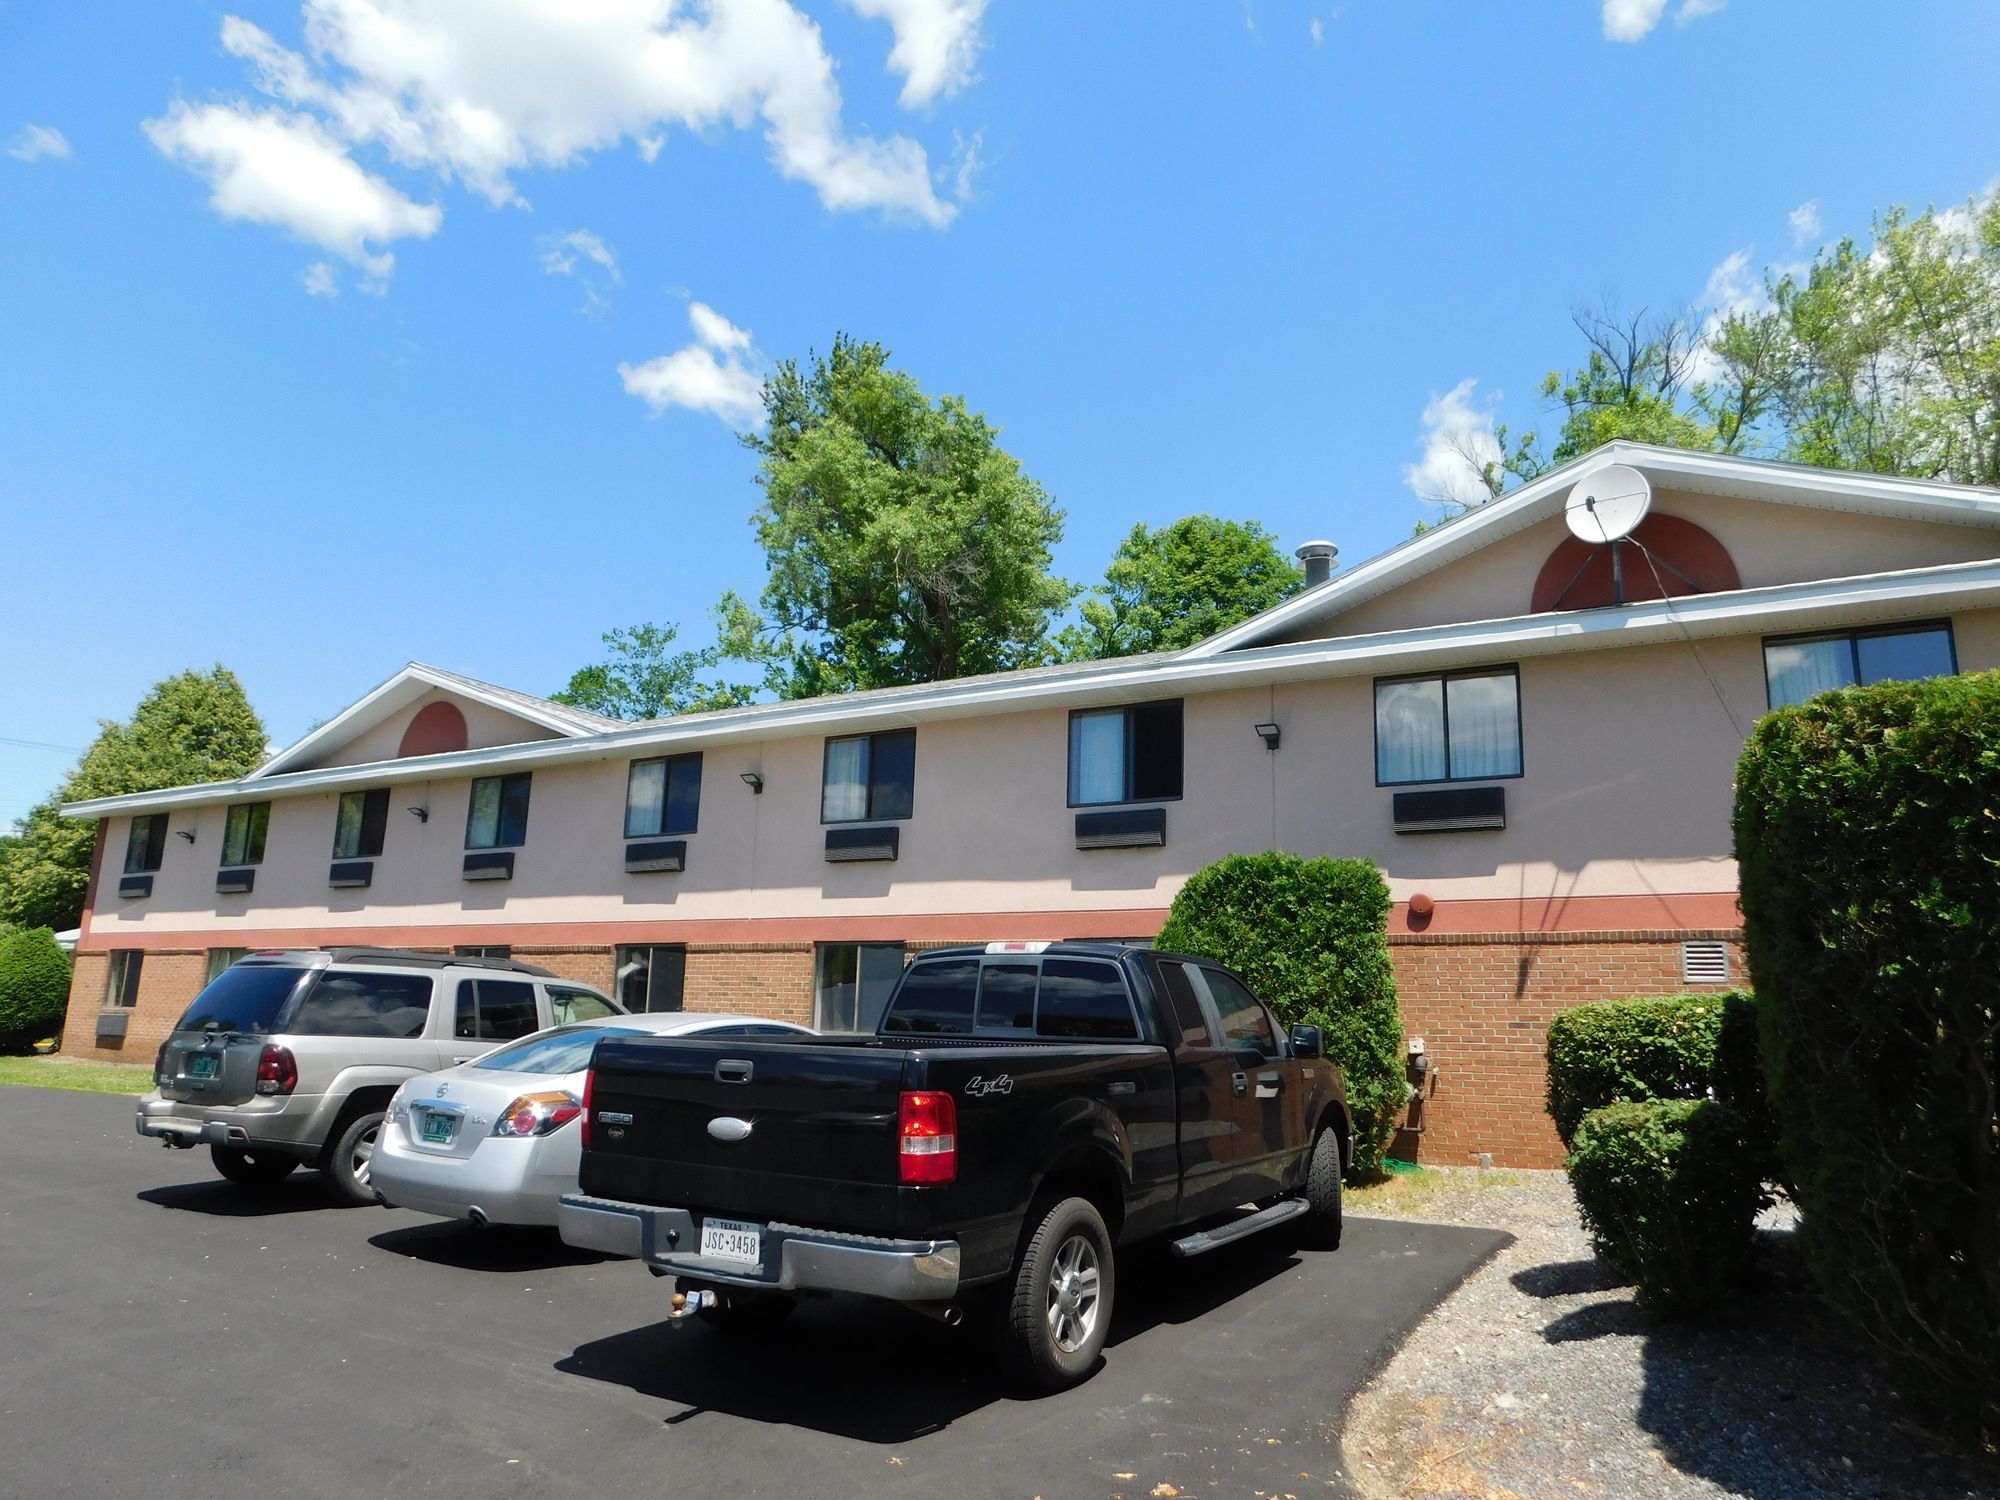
(62, 556), (2000, 820)
(250, 663), (611, 779)
(1183, 442), (2000, 659)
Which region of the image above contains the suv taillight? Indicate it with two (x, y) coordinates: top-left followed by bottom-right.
(255, 1043), (298, 1096)
(899, 1090), (957, 1186)
(154, 1041), (170, 1086)
(580, 1068), (595, 1151)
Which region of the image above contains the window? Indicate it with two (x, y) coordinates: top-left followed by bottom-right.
(105, 951), (144, 1009)
(549, 986), (617, 1025)
(454, 945), (512, 960)
(1068, 700), (1183, 806)
(882, 957), (980, 1035)
(1374, 668), (1521, 785)
(289, 972), (433, 1039)
(175, 963), (309, 1034)
(220, 801), (271, 867)
(821, 729), (916, 822)
(465, 773), (531, 849)
(975, 961), (1039, 1032)
(815, 942), (906, 1032)
(124, 815), (167, 875)
(616, 945), (686, 1013)
(1155, 960), (1212, 1048)
(1198, 968), (1279, 1054)
(475, 1023), (649, 1075)
(1036, 958), (1138, 1040)
(1763, 622), (1957, 710)
(453, 978), (540, 1042)
(626, 754), (703, 838)
(333, 788), (390, 859)
(205, 948), (248, 983)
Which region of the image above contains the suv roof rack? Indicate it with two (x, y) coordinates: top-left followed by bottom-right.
(320, 946), (556, 978)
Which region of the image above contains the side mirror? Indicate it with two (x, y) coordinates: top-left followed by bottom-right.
(1289, 1024), (1324, 1060)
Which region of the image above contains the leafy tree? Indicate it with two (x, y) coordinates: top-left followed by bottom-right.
(1058, 516), (1305, 660)
(0, 667), (267, 931)
(552, 595), (767, 720)
(740, 335), (1073, 696)
(0, 927), (72, 1053)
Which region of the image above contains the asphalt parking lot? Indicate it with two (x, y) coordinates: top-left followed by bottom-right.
(2, 1087), (1507, 1500)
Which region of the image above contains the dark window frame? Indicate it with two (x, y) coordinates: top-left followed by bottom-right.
(1760, 619), (1959, 711)
(332, 787), (390, 860)
(1065, 699), (1186, 808)
(1372, 665), (1524, 788)
(220, 801), (272, 867)
(452, 976), (541, 1043)
(616, 944), (687, 1014)
(820, 728), (917, 824)
(105, 950), (144, 1009)
(624, 753), (703, 838)
(124, 814), (168, 875)
(465, 772), (532, 850)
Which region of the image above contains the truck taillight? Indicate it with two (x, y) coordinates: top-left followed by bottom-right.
(580, 1068), (594, 1151)
(255, 1043), (297, 1096)
(493, 1092), (583, 1138)
(899, 1090), (957, 1186)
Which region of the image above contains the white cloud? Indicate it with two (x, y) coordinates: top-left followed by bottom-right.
(618, 300), (766, 428)
(1402, 378), (1502, 506)
(143, 102), (441, 281)
(1602, 0), (1670, 41)
(1788, 199), (1822, 244)
(846, 0), (986, 109)
(1310, 17), (1325, 45)
(7, 123), (71, 162)
(539, 228), (621, 316)
(301, 261), (339, 296)
(1677, 0), (1726, 21)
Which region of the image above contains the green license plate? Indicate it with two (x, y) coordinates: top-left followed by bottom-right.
(420, 1112), (458, 1145)
(188, 1054), (219, 1081)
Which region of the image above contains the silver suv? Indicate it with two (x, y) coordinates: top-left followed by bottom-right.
(137, 948), (624, 1204)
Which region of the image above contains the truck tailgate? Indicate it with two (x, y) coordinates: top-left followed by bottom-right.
(580, 1035), (908, 1234)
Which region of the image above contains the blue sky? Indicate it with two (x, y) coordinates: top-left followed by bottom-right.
(3, 0), (1997, 825)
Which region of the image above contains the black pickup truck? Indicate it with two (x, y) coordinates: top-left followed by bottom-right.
(558, 942), (1350, 1388)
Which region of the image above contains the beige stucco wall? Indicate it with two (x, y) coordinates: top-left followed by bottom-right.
(1310, 488), (2000, 640)
(313, 688), (564, 769)
(80, 604), (2000, 945)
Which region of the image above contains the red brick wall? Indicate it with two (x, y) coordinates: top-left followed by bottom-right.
(1387, 929), (1748, 1168)
(515, 947), (617, 992)
(59, 948), (207, 1064)
(685, 944), (817, 1025)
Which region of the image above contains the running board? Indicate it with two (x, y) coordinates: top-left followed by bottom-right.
(1168, 1197), (1310, 1258)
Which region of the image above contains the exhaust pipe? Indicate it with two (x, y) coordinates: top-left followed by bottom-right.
(467, 1207), (489, 1228)
(909, 1302), (964, 1326)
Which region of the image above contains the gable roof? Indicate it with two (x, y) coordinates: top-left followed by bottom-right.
(1181, 442), (2000, 658)
(249, 662), (623, 779)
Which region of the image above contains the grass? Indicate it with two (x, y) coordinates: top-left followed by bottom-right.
(0, 1054), (155, 1095)
(1347, 1162), (1532, 1213)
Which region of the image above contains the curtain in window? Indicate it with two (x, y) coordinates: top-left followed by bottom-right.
(1375, 679), (1447, 783)
(1764, 638), (1853, 709)
(466, 778), (502, 848)
(1446, 673), (1521, 779)
(822, 738), (869, 821)
(625, 760), (666, 837)
(1069, 711), (1127, 804)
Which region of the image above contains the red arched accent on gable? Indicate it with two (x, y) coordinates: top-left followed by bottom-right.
(1530, 512), (1742, 613)
(398, 701), (469, 758)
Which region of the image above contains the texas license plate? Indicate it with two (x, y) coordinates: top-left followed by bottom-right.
(700, 1218), (762, 1265)
(187, 1054), (219, 1081)
(420, 1111), (458, 1146)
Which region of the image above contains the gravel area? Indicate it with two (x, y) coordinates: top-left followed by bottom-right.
(1341, 1168), (2000, 1500)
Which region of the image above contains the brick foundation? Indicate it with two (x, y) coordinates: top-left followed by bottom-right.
(684, 944), (819, 1025)
(59, 949), (207, 1064)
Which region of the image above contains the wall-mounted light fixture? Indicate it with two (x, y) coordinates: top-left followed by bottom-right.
(739, 772), (765, 794)
(1253, 722), (1282, 751)
(175, 829), (197, 843)
(407, 806), (430, 823)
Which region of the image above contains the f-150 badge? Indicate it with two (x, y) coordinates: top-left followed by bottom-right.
(964, 1075), (1014, 1097)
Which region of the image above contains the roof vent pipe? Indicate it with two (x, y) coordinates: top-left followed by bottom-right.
(1295, 540), (1339, 589)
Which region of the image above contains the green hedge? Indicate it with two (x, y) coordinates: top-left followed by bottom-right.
(1568, 1098), (1765, 1316)
(0, 927), (72, 1054)
(1156, 852), (1404, 1174)
(1544, 990), (1767, 1147)
(1734, 669), (2000, 1441)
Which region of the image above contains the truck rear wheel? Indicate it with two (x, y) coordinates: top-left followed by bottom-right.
(210, 1144), (298, 1189)
(1300, 1125), (1344, 1249)
(1006, 1196), (1115, 1390)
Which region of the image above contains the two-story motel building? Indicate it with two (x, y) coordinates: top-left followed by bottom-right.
(59, 444), (2000, 1165)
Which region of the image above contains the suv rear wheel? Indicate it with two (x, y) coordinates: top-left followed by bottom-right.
(1005, 1195), (1115, 1390)
(324, 1109), (386, 1207)
(210, 1144), (299, 1189)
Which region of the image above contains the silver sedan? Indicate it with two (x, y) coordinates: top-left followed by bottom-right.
(373, 1011), (811, 1228)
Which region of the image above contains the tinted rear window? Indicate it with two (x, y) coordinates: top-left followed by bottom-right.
(976, 962), (1038, 1031)
(882, 958), (980, 1035)
(289, 972), (434, 1039)
(174, 965), (310, 1035)
(1036, 958), (1137, 1040)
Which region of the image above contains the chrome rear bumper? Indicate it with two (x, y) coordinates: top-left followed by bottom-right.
(558, 1194), (961, 1301)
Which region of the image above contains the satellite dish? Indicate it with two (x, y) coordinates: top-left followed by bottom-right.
(1565, 464), (1652, 544)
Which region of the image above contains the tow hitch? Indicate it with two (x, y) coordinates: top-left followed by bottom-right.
(667, 1288), (719, 1326)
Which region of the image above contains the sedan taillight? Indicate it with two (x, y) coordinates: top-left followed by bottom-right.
(255, 1043), (298, 1096)
(899, 1090), (957, 1186)
(493, 1092), (583, 1138)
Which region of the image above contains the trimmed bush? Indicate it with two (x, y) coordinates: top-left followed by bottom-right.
(1156, 852), (1403, 1174)
(1545, 990), (1768, 1147)
(1568, 1098), (1765, 1316)
(1734, 669), (2000, 1441)
(0, 926), (73, 1053)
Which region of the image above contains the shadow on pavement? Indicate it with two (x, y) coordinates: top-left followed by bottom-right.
(136, 1174), (354, 1217)
(558, 1231), (1303, 1444)
(370, 1220), (617, 1272)
(1509, 1256), (1625, 1299)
